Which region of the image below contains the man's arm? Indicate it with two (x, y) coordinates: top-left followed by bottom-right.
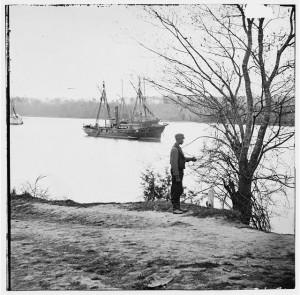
(185, 156), (197, 162)
(170, 147), (179, 176)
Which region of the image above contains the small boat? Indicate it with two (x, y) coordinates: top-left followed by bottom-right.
(10, 99), (23, 125)
(83, 81), (167, 141)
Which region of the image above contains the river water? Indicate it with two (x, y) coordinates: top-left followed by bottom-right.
(10, 117), (295, 234)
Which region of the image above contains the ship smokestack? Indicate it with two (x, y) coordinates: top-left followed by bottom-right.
(115, 106), (119, 127)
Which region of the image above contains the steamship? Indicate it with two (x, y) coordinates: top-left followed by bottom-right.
(83, 81), (167, 141)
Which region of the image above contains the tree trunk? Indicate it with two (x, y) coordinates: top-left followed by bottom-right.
(232, 175), (252, 225)
(223, 174), (253, 225)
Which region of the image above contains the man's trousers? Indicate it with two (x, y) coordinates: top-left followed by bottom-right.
(171, 170), (184, 210)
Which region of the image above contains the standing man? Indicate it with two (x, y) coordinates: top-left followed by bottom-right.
(170, 133), (197, 214)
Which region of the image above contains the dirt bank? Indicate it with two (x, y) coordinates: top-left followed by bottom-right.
(9, 195), (295, 290)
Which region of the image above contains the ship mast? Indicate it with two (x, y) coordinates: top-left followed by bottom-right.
(131, 78), (157, 122)
(95, 82), (112, 125)
(11, 99), (17, 117)
(119, 80), (129, 121)
(95, 83), (104, 126)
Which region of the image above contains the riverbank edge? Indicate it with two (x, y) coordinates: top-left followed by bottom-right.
(8, 194), (296, 291)
(9, 193), (246, 226)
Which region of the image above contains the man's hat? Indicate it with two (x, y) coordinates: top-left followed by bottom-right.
(175, 133), (185, 139)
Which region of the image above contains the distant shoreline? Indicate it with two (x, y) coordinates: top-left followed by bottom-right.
(15, 116), (295, 127)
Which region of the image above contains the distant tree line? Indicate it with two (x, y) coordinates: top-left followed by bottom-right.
(10, 96), (207, 122)
(11, 96), (294, 125)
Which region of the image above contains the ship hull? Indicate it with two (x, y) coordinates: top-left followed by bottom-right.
(133, 125), (166, 141)
(83, 123), (167, 141)
(83, 125), (140, 140)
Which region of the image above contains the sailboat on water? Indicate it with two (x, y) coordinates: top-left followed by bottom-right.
(10, 99), (23, 125)
(83, 80), (168, 141)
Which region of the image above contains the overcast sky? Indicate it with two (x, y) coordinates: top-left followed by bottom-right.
(7, 1), (294, 101)
(9, 4), (163, 100)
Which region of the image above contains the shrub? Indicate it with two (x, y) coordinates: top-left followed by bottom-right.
(140, 167), (172, 201)
(18, 175), (50, 200)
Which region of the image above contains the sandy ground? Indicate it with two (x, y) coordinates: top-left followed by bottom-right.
(9, 196), (295, 291)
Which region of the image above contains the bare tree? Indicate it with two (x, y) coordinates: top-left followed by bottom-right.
(142, 4), (295, 229)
